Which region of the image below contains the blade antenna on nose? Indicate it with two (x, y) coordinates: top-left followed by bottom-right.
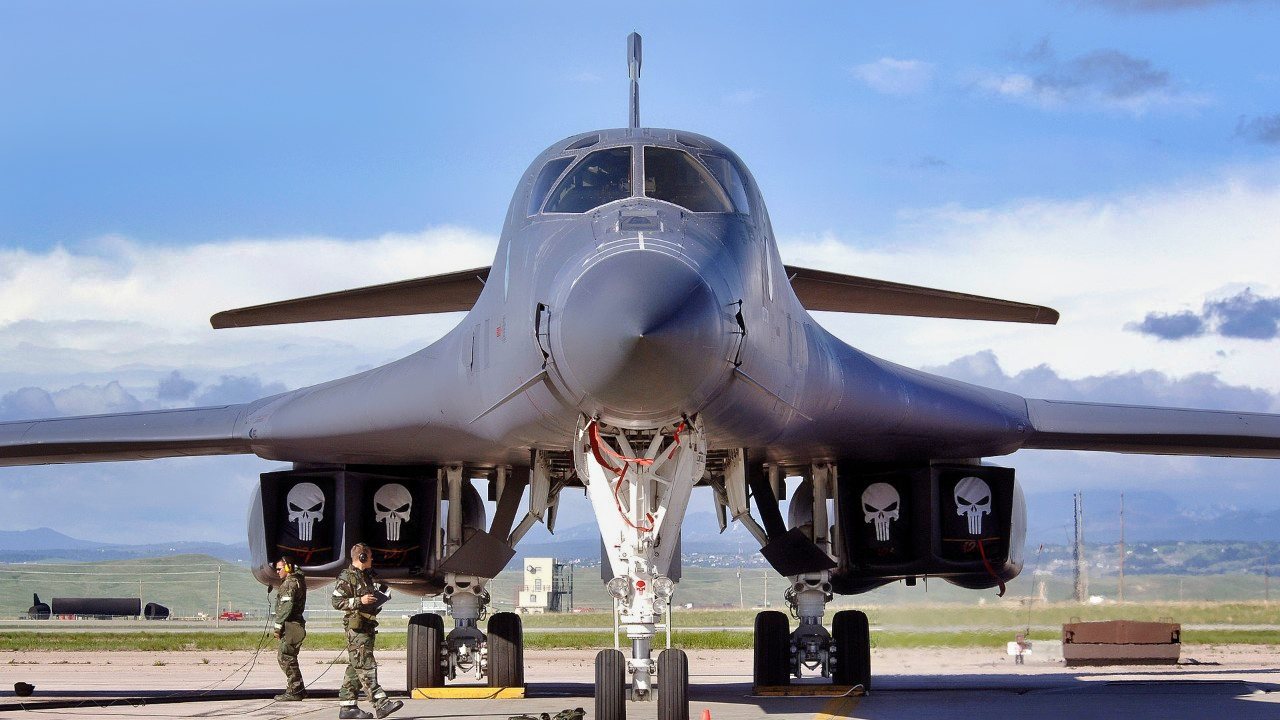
(628, 32), (642, 129)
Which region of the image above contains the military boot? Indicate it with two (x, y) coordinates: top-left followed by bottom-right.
(338, 706), (374, 719)
(375, 699), (404, 718)
(275, 691), (307, 701)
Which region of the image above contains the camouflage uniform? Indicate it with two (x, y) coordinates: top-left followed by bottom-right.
(331, 566), (390, 711)
(274, 568), (307, 697)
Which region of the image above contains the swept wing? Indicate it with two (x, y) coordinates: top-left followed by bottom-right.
(1022, 399), (1280, 458)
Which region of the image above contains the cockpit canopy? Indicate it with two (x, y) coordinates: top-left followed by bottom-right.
(528, 141), (752, 216)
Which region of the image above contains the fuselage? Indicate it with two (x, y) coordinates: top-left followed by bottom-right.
(247, 129), (1031, 469)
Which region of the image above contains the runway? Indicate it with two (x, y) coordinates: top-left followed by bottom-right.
(2, 647), (1278, 719)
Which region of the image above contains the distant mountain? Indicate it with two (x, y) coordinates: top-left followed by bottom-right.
(1025, 491), (1280, 546)
(0, 527), (106, 552)
(0, 528), (250, 563)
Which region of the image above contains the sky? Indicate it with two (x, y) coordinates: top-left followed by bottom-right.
(1, 0), (1279, 544)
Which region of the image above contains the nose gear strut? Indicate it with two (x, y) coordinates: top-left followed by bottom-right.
(575, 415), (705, 718)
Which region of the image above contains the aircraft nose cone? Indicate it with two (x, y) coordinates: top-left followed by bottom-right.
(552, 250), (731, 424)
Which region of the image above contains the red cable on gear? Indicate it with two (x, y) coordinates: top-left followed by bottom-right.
(975, 538), (1007, 597)
(588, 421), (655, 532)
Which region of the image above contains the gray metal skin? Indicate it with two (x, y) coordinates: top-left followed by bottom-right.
(5, 126), (1280, 471)
(5, 126), (1280, 474)
(239, 128), (1027, 470)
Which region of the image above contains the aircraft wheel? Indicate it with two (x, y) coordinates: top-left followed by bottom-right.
(657, 648), (689, 720)
(487, 611), (525, 687)
(753, 610), (790, 687)
(595, 648), (627, 720)
(831, 609), (871, 690)
(407, 612), (445, 689)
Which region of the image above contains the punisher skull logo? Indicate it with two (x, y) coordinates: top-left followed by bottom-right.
(861, 482), (900, 542)
(373, 483), (413, 542)
(954, 477), (992, 535)
(286, 482), (325, 542)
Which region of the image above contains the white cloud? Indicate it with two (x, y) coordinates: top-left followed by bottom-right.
(0, 227), (496, 394)
(851, 57), (934, 96)
(780, 160), (1280, 394)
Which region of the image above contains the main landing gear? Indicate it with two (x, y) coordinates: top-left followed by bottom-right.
(409, 464), (538, 695)
(717, 459), (872, 693)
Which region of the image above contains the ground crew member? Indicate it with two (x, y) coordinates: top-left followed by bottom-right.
(273, 554), (307, 701)
(331, 543), (403, 719)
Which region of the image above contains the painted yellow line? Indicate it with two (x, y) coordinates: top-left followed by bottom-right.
(812, 693), (862, 720)
(410, 687), (525, 699)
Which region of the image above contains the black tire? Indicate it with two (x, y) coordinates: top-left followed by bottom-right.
(407, 612), (445, 689)
(753, 610), (791, 687)
(657, 648), (689, 720)
(831, 609), (871, 690)
(595, 648), (627, 720)
(487, 611), (525, 687)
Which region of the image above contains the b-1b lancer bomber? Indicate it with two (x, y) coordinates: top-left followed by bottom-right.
(5, 33), (1280, 719)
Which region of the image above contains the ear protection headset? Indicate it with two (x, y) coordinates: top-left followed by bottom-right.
(277, 556), (295, 574)
(352, 543), (371, 564)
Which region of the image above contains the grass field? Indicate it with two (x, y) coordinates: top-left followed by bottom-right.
(4, 554), (1278, 622)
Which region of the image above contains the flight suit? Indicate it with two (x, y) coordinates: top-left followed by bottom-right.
(331, 566), (391, 712)
(274, 568), (308, 697)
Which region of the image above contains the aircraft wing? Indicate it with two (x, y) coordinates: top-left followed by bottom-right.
(784, 265), (1058, 324)
(0, 403), (264, 467)
(1022, 399), (1280, 458)
(211, 266), (491, 329)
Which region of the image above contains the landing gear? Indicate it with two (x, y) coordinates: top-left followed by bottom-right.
(576, 417), (705, 720)
(752, 610), (790, 687)
(657, 649), (689, 720)
(406, 463), (530, 691)
(407, 613), (445, 689)
(831, 610), (870, 690)
(595, 649), (627, 720)
(487, 612), (525, 688)
(732, 460), (872, 692)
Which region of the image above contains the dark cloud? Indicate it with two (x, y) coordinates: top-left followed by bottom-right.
(156, 370), (197, 401)
(1129, 288), (1280, 341)
(1039, 49), (1170, 101)
(1127, 310), (1206, 340)
(1205, 289), (1280, 339)
(928, 350), (1275, 411)
(194, 375), (287, 406)
(1235, 114), (1280, 145)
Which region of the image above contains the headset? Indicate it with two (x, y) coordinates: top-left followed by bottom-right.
(276, 555), (296, 574)
(352, 543), (371, 564)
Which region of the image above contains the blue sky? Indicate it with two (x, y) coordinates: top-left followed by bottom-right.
(2, 1), (1280, 543)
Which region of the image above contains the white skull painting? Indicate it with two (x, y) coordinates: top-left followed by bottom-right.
(954, 477), (992, 535)
(374, 483), (413, 542)
(286, 482), (325, 542)
(861, 482), (900, 542)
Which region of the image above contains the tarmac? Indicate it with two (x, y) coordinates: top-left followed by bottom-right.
(1, 646), (1278, 719)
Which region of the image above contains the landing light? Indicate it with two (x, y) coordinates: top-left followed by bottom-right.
(652, 576), (675, 599)
(606, 576), (630, 600)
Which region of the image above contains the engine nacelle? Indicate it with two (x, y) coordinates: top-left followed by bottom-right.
(830, 463), (1025, 595)
(248, 464), (447, 595)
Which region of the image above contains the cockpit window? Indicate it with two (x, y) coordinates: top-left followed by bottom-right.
(527, 156), (573, 216)
(643, 147), (734, 213)
(544, 147), (633, 213)
(698, 154), (751, 214)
